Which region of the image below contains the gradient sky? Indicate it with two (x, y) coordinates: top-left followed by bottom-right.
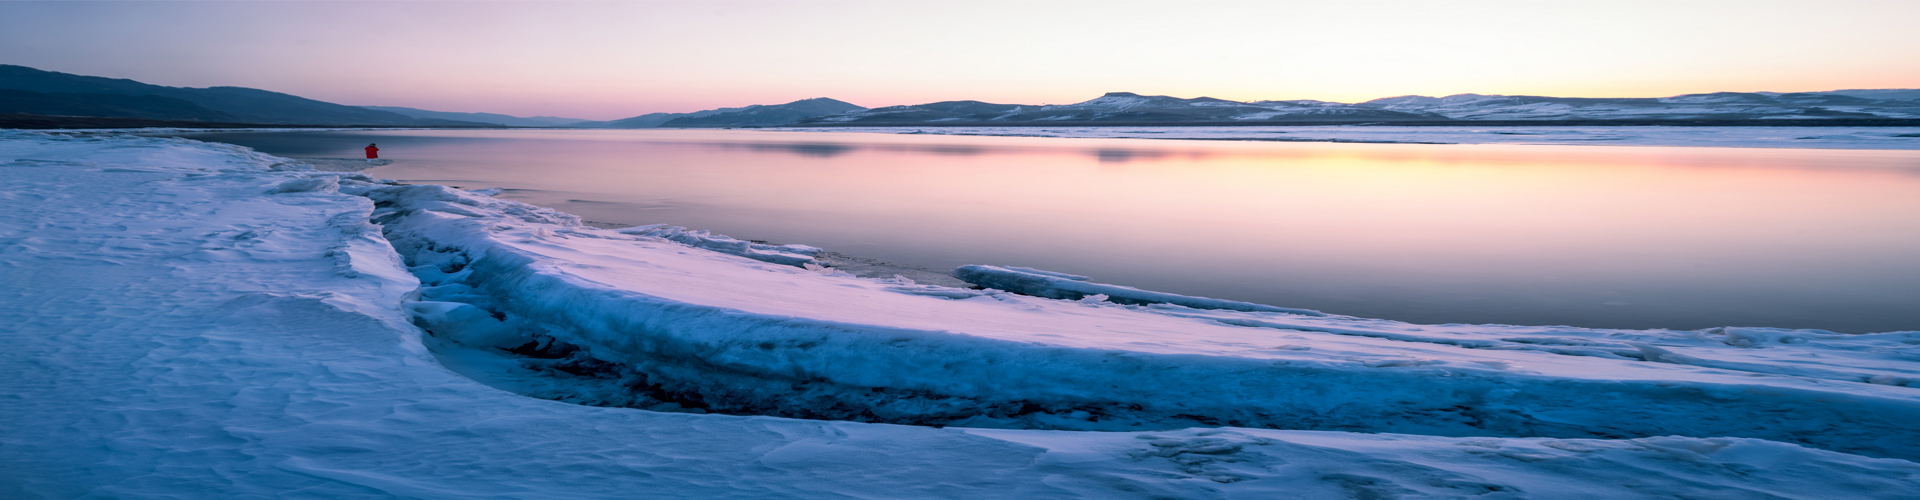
(3, 0), (1917, 120)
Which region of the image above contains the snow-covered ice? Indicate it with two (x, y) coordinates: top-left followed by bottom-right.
(3, 130), (1918, 498)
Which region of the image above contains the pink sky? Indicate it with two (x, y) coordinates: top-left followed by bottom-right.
(3, 0), (1917, 121)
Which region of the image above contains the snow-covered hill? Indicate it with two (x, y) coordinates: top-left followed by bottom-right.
(1358, 91), (1920, 120)
(560, 88), (1920, 130)
(3, 131), (1917, 498)
(801, 89), (1920, 125)
(805, 92), (1440, 125)
(767, 124), (1920, 149)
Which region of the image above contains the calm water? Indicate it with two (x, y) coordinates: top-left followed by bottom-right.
(177, 129), (1920, 333)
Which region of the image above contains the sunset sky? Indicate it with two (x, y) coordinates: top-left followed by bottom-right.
(3, 0), (1917, 120)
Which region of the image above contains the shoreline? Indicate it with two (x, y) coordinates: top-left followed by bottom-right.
(302, 158), (973, 289)
(572, 221), (973, 288)
(292, 157), (392, 172)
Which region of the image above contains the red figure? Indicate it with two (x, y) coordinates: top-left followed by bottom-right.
(365, 143), (380, 159)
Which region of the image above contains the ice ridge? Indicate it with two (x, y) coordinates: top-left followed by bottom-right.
(616, 223), (823, 266)
(954, 264), (1326, 316)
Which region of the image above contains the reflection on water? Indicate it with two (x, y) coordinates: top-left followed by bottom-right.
(175, 129), (1920, 333)
(714, 142), (857, 157)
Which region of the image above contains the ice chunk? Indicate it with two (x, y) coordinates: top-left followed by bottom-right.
(272, 176), (339, 194)
(406, 300), (525, 348)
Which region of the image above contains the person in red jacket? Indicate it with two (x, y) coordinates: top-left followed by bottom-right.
(364, 143), (379, 162)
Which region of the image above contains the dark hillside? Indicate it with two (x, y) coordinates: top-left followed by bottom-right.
(0, 89), (239, 121)
(0, 65), (482, 125)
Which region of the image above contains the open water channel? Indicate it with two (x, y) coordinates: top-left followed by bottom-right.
(176, 128), (1920, 333)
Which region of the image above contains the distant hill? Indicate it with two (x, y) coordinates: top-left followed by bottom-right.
(660, 98), (865, 127)
(359, 106), (588, 127)
(1817, 89), (1920, 102)
(795, 90), (1920, 126)
(1355, 91), (1920, 121)
(581, 98), (866, 128)
(0, 65), (485, 126)
(573, 105), (748, 128)
(587, 112), (693, 128)
(801, 92), (1441, 125)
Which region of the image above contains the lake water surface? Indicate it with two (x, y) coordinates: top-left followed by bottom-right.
(177, 129), (1920, 333)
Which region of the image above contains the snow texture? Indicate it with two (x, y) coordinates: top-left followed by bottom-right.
(3, 130), (1918, 499)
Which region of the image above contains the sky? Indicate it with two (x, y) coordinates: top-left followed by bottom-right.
(2, 0), (1918, 120)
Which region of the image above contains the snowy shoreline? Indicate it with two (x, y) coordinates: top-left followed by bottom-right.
(4, 130), (1917, 498)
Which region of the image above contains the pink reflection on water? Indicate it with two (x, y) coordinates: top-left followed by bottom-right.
(195, 129), (1920, 331)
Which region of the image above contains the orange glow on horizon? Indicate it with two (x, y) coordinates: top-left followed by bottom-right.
(3, 0), (1916, 120)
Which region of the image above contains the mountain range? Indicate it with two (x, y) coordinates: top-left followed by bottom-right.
(586, 90), (1920, 128)
(793, 93), (1440, 126)
(1356, 92), (1920, 121)
(4, 64), (1917, 129)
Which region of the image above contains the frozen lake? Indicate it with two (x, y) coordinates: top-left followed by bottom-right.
(175, 128), (1920, 333)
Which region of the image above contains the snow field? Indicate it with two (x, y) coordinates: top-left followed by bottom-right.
(3, 130), (1917, 498)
